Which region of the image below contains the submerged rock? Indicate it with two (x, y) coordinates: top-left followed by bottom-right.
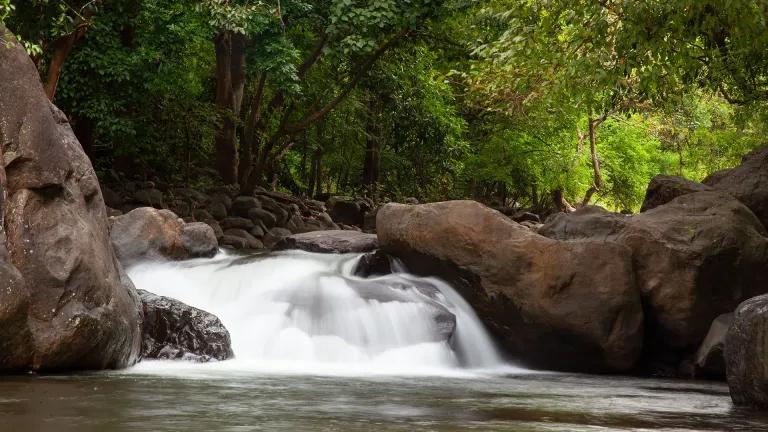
(274, 230), (379, 253)
(378, 200), (644, 373)
(0, 27), (142, 372)
(138, 290), (234, 362)
(354, 250), (393, 277)
(726, 295), (768, 408)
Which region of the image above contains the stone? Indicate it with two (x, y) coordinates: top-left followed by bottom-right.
(512, 211), (541, 224)
(231, 196), (261, 218)
(726, 295), (768, 408)
(208, 201), (227, 220)
(180, 223), (218, 258)
(705, 145), (768, 229)
(274, 230), (379, 254)
(192, 208), (214, 222)
(248, 207), (277, 229)
(541, 192), (768, 351)
(0, 28), (142, 371)
(257, 195), (290, 226)
(220, 235), (248, 250)
(326, 196), (367, 226)
(221, 216), (255, 231)
(138, 290), (233, 362)
(223, 229), (264, 250)
(264, 227), (293, 249)
(377, 200), (644, 372)
(640, 175), (712, 212)
(354, 250), (392, 277)
(204, 220), (224, 239)
(110, 208), (186, 263)
(691, 313), (733, 378)
(134, 188), (165, 208)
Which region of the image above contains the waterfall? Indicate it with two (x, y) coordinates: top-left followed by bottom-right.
(127, 250), (522, 376)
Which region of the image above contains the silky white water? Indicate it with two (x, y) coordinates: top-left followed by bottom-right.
(127, 250), (521, 376)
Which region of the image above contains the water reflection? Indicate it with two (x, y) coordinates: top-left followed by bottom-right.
(1, 371), (766, 431)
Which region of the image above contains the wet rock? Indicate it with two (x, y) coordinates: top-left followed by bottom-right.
(640, 175), (712, 212)
(354, 250), (392, 277)
(223, 229), (264, 249)
(378, 200), (644, 373)
(138, 290), (233, 362)
(274, 230), (379, 254)
(726, 295), (768, 408)
(0, 29), (142, 371)
(248, 207), (278, 229)
(705, 145), (768, 229)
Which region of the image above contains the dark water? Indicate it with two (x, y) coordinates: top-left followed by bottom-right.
(1, 367), (767, 431)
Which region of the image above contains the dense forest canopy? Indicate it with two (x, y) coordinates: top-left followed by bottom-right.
(2, 0), (766, 211)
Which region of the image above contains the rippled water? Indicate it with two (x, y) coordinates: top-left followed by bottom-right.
(1, 370), (766, 431)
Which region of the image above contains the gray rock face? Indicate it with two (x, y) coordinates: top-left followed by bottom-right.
(274, 230), (379, 254)
(138, 290), (234, 362)
(540, 191), (768, 351)
(640, 175), (712, 212)
(378, 200), (644, 373)
(705, 145), (768, 229)
(726, 295), (768, 408)
(0, 28), (142, 372)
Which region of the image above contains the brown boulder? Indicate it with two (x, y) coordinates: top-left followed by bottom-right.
(705, 145), (768, 229)
(274, 230), (379, 254)
(0, 28), (142, 371)
(542, 191), (768, 351)
(377, 200), (644, 372)
(726, 294), (768, 408)
(640, 175), (712, 212)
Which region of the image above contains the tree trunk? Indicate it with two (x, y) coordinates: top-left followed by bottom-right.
(214, 31), (246, 185)
(362, 102), (381, 198)
(44, 35), (77, 101)
(582, 117), (603, 206)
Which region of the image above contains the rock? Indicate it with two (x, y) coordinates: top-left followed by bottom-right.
(0, 29), (142, 371)
(101, 186), (123, 209)
(169, 199), (191, 218)
(208, 201), (227, 220)
(354, 250), (392, 277)
(180, 223), (218, 258)
(705, 146), (768, 229)
(204, 220), (224, 239)
(257, 195), (290, 226)
(519, 221), (542, 231)
(170, 188), (209, 205)
(111, 207), (219, 263)
(541, 192), (768, 351)
(726, 295), (768, 408)
(134, 188), (164, 208)
(106, 207), (123, 217)
(285, 213), (306, 233)
(231, 196), (261, 218)
(363, 210), (377, 233)
(221, 216), (255, 231)
(223, 229), (264, 250)
(512, 211), (541, 224)
(138, 290), (233, 362)
(208, 193), (232, 211)
(404, 197), (420, 205)
(192, 208), (214, 222)
(377, 200), (644, 372)
(248, 207), (277, 229)
(640, 175), (712, 212)
(250, 225), (265, 239)
(327, 196), (367, 226)
(274, 230), (379, 254)
(111, 208), (186, 263)
(691, 313), (732, 378)
(264, 227), (293, 249)
(220, 235), (248, 250)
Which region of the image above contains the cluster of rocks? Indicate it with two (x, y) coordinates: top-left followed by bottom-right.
(102, 180), (375, 251)
(375, 146), (768, 382)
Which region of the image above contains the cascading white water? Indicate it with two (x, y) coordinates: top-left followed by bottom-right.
(127, 250), (522, 376)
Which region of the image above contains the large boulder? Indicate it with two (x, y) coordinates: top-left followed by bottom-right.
(110, 207), (218, 264)
(377, 200), (644, 372)
(274, 230), (379, 253)
(138, 290), (234, 362)
(541, 191), (768, 352)
(640, 175), (712, 212)
(0, 28), (142, 371)
(705, 145), (768, 229)
(726, 294), (768, 408)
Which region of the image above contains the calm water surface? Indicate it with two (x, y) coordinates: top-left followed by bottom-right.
(1, 366), (766, 432)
